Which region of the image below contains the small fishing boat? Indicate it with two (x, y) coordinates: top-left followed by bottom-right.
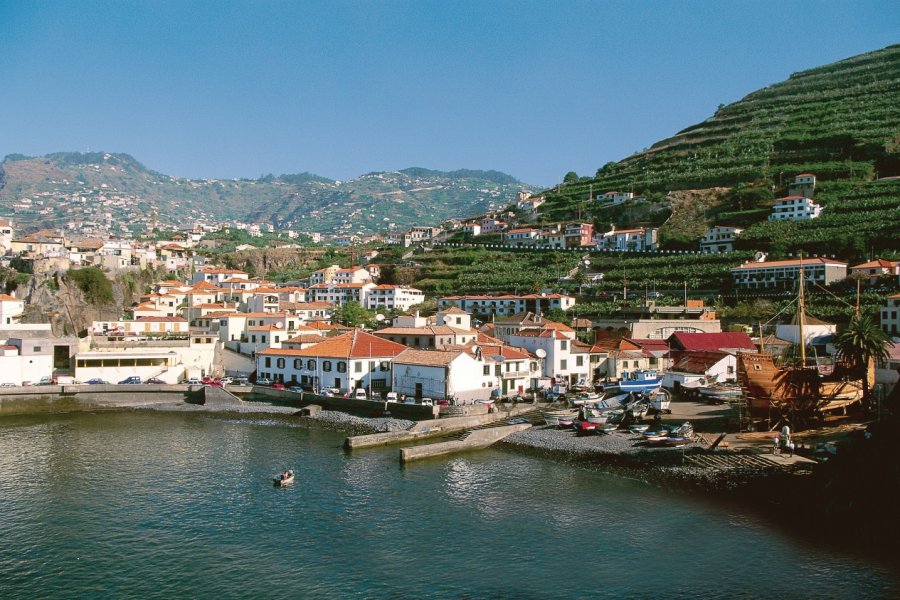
(624, 396), (651, 420)
(628, 423), (650, 434)
(558, 416), (575, 428)
(697, 384), (742, 404)
(542, 408), (577, 427)
(599, 392), (630, 409)
(273, 469), (295, 487)
(599, 423), (619, 433)
(648, 389), (671, 413)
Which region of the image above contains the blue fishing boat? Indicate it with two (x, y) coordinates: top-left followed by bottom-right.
(601, 370), (661, 394)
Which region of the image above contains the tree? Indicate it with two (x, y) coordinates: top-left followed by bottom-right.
(332, 302), (375, 328)
(563, 171), (579, 184)
(834, 313), (891, 403)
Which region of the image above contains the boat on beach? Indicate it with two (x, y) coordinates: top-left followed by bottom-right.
(274, 469), (295, 486)
(648, 389), (671, 413)
(601, 370), (662, 394)
(736, 258), (872, 427)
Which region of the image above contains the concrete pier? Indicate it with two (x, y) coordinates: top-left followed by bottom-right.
(345, 403), (539, 450)
(399, 423), (532, 463)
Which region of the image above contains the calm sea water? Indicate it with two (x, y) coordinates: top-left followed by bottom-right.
(0, 411), (896, 599)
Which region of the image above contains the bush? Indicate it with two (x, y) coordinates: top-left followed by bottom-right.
(67, 268), (114, 304)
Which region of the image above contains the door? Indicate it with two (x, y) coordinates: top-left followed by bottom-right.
(415, 382), (422, 399)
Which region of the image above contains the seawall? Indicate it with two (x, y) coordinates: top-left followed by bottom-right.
(0, 384), (201, 415)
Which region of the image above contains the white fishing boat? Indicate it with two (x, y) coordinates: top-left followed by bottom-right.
(649, 389), (671, 413)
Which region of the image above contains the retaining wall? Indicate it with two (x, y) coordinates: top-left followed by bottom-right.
(0, 384), (197, 415)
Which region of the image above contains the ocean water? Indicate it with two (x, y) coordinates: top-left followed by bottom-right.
(0, 411), (896, 599)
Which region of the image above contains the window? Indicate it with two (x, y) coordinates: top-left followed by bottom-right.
(323, 361), (332, 372)
(560, 340), (567, 350)
(560, 360), (567, 370)
(34, 346), (42, 352)
(339, 362), (348, 373)
(264, 357), (271, 368)
(276, 358), (285, 369)
(576, 356), (583, 367)
(307, 359), (315, 370)
(380, 361), (390, 372)
(483, 366), (490, 376)
(294, 359), (302, 369)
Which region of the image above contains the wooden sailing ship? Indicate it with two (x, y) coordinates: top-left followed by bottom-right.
(736, 258), (874, 425)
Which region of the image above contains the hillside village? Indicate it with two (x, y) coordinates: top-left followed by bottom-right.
(1, 162), (898, 413)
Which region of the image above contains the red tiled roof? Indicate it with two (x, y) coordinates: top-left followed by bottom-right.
(850, 259), (898, 270)
(670, 350), (729, 374)
(135, 316), (187, 322)
(731, 257), (846, 270)
(668, 332), (756, 352)
(259, 329), (407, 359)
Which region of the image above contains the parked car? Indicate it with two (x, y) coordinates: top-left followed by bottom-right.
(318, 387), (340, 397)
(255, 377), (272, 386)
(272, 382), (286, 390)
(119, 376), (142, 385)
(232, 377), (249, 386)
(288, 386), (305, 394)
(85, 378), (110, 385)
(34, 376), (55, 386)
(353, 388), (368, 400)
(202, 377), (223, 387)
(0, 382), (18, 388)
(384, 392), (399, 403)
(219, 377), (233, 386)
(145, 377), (165, 385)
(184, 378), (203, 385)
(419, 398), (434, 406)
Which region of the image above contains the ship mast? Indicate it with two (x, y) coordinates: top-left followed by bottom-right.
(798, 253), (806, 367)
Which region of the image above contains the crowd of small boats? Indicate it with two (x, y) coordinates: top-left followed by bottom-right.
(541, 387), (694, 446)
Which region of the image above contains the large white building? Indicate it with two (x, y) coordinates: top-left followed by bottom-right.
(438, 293), (575, 317)
(255, 329), (407, 393)
(364, 285), (425, 312)
(769, 196), (823, 221)
(730, 257), (847, 290)
(0, 294), (25, 325)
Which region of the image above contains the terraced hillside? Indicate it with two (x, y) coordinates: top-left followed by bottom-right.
(538, 44), (900, 252)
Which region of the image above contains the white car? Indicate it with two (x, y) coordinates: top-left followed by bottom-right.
(219, 377), (233, 386)
(353, 389), (368, 400)
(185, 378), (203, 385)
(385, 392), (399, 403)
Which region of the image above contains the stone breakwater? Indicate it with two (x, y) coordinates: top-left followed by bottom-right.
(500, 425), (805, 492)
(142, 401), (415, 436)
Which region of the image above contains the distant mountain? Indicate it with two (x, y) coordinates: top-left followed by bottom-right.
(0, 152), (533, 236)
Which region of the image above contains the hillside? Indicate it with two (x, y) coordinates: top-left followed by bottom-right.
(538, 44), (900, 254)
(0, 152), (533, 236)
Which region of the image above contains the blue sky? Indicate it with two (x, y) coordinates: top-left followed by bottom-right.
(1, 1), (897, 186)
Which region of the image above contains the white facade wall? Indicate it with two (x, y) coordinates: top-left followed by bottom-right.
(0, 352), (54, 385)
(256, 355), (393, 394)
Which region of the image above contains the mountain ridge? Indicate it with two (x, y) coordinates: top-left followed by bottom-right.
(0, 151), (534, 236)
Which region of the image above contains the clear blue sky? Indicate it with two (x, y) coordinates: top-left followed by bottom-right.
(1, 1), (897, 186)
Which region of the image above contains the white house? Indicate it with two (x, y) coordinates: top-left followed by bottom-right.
(391, 348), (495, 402)
(769, 196), (823, 221)
(256, 329), (407, 393)
(595, 226), (658, 251)
(0, 294), (25, 325)
(598, 191), (633, 205)
(0, 340), (53, 386)
(700, 226), (744, 254)
(881, 293), (900, 337)
(192, 268), (249, 285)
(661, 351), (737, 392)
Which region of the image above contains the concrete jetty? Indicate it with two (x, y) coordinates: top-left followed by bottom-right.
(399, 422), (533, 463)
(344, 403), (539, 450)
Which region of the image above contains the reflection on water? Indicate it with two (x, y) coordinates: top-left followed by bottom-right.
(0, 411), (897, 599)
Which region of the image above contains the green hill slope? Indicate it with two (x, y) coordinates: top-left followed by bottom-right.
(538, 44), (900, 254)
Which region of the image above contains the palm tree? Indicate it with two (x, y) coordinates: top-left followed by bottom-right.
(834, 314), (891, 403)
